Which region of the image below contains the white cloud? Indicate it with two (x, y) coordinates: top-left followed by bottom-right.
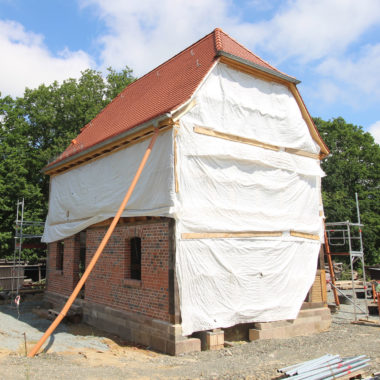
(317, 44), (380, 99)
(368, 121), (380, 144)
(245, 0), (380, 63)
(0, 20), (93, 97)
(80, 0), (238, 76)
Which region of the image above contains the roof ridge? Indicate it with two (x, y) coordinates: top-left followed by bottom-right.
(214, 27), (223, 51)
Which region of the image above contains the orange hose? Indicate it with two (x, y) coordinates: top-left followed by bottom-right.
(28, 129), (160, 357)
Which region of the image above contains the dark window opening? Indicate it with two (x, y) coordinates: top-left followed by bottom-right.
(56, 240), (64, 271)
(79, 231), (86, 298)
(130, 237), (141, 280)
(79, 231), (86, 278)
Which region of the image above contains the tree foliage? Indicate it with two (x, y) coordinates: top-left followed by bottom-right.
(314, 117), (380, 264)
(0, 67), (135, 261)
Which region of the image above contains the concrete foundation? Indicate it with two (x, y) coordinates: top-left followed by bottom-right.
(249, 307), (331, 341)
(44, 291), (200, 355)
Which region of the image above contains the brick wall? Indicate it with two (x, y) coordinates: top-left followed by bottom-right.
(46, 218), (174, 322)
(84, 218), (172, 322)
(46, 234), (80, 296)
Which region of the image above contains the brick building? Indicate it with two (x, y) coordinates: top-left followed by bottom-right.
(42, 29), (331, 354)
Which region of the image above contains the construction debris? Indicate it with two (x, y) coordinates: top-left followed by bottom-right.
(278, 354), (371, 379)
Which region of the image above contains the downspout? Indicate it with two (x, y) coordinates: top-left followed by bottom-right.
(28, 128), (160, 357)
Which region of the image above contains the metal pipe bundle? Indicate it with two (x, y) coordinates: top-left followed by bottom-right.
(278, 354), (371, 379)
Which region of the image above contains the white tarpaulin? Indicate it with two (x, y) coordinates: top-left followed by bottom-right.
(174, 63), (325, 335)
(42, 130), (175, 243)
(42, 62), (325, 335)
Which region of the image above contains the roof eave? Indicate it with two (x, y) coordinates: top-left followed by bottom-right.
(42, 112), (173, 175)
(216, 50), (301, 85)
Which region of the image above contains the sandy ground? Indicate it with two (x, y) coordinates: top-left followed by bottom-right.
(0, 292), (379, 379)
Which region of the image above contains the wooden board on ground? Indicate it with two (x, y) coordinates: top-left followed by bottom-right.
(335, 280), (364, 290)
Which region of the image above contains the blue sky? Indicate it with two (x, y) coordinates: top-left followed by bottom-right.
(1, 0), (380, 142)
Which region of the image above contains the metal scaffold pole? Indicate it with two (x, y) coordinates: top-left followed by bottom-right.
(8, 199), (45, 304)
(324, 193), (369, 321)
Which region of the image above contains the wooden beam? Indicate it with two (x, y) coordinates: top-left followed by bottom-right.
(288, 84), (329, 158)
(284, 147), (319, 160)
(174, 129), (179, 193)
(219, 56), (290, 86)
(181, 231), (282, 239)
(194, 125), (320, 160)
(172, 99), (197, 121)
(290, 231), (320, 241)
(182, 230), (320, 240)
(194, 125), (280, 152)
(46, 123), (173, 176)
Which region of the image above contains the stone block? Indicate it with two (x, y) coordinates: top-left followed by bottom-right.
(119, 327), (132, 342)
(193, 330), (224, 351)
(206, 330), (224, 350)
(174, 338), (201, 355)
(151, 336), (167, 353)
(254, 320), (293, 330)
(169, 324), (183, 337)
(249, 309), (332, 341)
(133, 330), (151, 347)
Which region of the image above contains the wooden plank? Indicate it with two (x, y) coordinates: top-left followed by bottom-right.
(194, 126), (321, 161)
(284, 147), (319, 159)
(181, 231), (282, 239)
(288, 84), (329, 158)
(172, 99), (197, 121)
(290, 231), (320, 241)
(320, 269), (327, 304)
(219, 56), (290, 86)
(174, 129), (179, 193)
(194, 126), (280, 152)
(46, 123), (173, 176)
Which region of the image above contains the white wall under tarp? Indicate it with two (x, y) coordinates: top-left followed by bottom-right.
(42, 130), (175, 243)
(42, 62), (325, 336)
(173, 63), (325, 335)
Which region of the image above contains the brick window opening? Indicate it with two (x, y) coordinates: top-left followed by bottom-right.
(56, 240), (64, 271)
(130, 237), (141, 280)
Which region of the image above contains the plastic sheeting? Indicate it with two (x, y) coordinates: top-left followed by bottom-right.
(177, 239), (320, 335)
(42, 130), (175, 243)
(174, 63), (325, 335)
(42, 62), (325, 336)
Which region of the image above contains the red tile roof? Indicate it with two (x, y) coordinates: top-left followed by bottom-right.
(47, 28), (296, 168)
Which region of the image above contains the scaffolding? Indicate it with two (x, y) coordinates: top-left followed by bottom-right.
(10, 199), (45, 296)
(324, 193), (369, 321)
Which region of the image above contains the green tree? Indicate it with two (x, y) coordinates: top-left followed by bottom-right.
(0, 67), (135, 261)
(315, 117), (380, 264)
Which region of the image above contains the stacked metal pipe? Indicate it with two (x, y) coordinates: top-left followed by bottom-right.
(278, 354), (371, 379)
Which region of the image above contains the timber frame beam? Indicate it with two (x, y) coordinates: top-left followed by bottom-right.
(194, 126), (321, 160)
(44, 118), (175, 176)
(182, 231), (320, 241)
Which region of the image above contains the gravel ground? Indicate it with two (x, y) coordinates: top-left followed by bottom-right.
(0, 292), (379, 380)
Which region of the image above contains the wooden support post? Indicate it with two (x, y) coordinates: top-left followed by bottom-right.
(324, 229), (340, 307)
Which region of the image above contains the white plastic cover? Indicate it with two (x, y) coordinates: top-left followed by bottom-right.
(42, 62), (325, 336)
(174, 63), (325, 335)
(42, 130), (175, 243)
